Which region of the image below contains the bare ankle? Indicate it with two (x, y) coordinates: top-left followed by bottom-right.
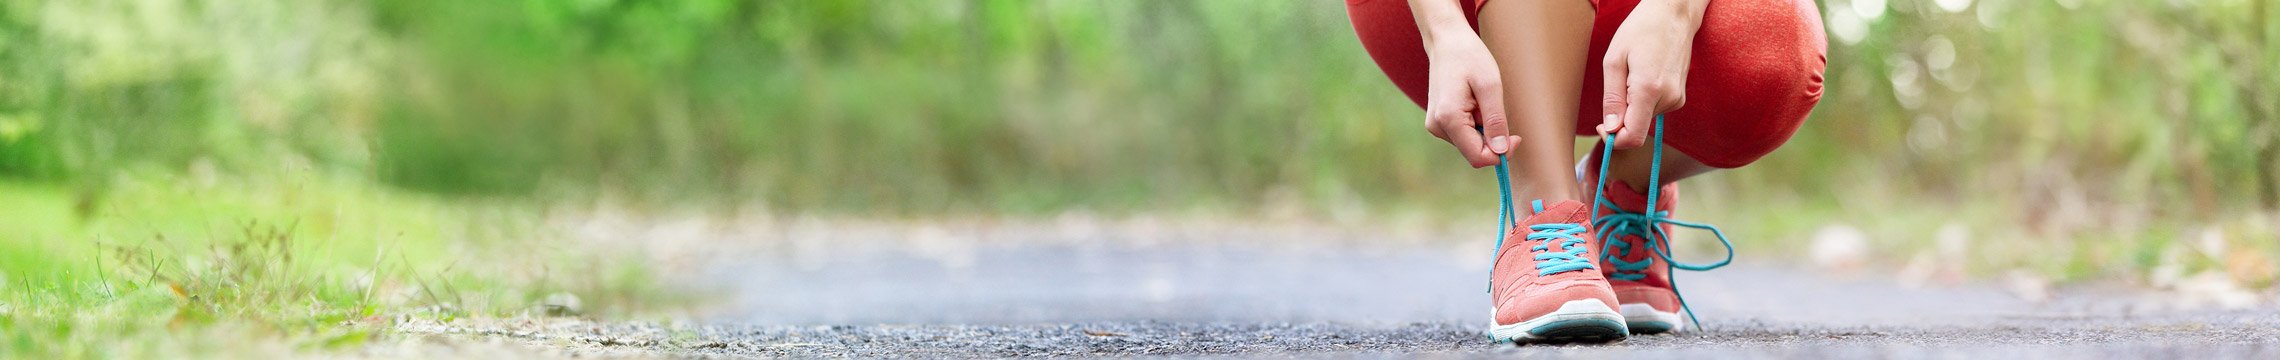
(1600, 143), (1717, 194)
(1512, 177), (1584, 213)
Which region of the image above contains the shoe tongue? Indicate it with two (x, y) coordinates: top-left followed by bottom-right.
(1524, 200), (1592, 225)
(1600, 179), (1665, 214)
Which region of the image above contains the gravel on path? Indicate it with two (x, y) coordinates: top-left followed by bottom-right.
(435, 227), (2280, 358)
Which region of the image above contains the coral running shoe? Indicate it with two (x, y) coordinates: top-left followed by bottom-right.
(1487, 199), (1627, 343)
(1587, 176), (1690, 334)
(1577, 118), (1736, 334)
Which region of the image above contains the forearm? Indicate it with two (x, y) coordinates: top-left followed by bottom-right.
(1406, 0), (1478, 56)
(1656, 0), (1713, 33)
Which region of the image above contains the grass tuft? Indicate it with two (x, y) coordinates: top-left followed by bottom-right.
(0, 171), (680, 358)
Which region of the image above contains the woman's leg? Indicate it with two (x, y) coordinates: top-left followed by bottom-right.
(1597, 144), (1715, 193)
(1584, 0), (1828, 191)
(1477, 0), (1597, 206)
(1578, 0), (1826, 333)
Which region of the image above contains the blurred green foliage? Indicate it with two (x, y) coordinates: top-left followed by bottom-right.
(0, 4), (2275, 356)
(1784, 0), (2280, 214)
(0, 0), (2273, 219)
(354, 0), (1443, 214)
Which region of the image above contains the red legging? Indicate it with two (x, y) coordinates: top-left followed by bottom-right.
(1346, 0), (1827, 168)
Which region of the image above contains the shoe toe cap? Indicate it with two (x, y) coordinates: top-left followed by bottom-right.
(1610, 284), (1682, 313)
(1495, 281), (1619, 325)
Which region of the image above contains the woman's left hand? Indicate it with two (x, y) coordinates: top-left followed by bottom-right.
(1596, 0), (1710, 149)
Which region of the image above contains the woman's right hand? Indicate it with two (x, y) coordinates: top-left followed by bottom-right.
(1416, 14), (1517, 168)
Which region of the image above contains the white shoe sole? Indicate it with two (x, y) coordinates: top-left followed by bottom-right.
(1487, 299), (1628, 343)
(1620, 303), (1687, 334)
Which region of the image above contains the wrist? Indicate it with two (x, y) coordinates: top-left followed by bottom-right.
(1408, 0), (1479, 56)
(1677, 0), (1712, 31)
(1421, 23), (1482, 53)
(1644, 0), (1712, 31)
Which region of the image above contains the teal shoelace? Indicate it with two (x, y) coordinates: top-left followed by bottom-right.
(1481, 116), (1738, 331)
(1487, 159), (1597, 291)
(1586, 115), (1736, 331)
(1527, 200), (1595, 276)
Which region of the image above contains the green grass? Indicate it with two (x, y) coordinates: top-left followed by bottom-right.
(0, 169), (669, 358)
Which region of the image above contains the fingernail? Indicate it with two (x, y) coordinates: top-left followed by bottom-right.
(1603, 114), (1618, 127)
(1489, 136), (1509, 153)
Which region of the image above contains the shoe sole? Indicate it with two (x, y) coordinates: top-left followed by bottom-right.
(1619, 303), (1685, 334)
(1488, 299), (1628, 344)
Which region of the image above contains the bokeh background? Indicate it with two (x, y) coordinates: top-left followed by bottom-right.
(0, 0), (2275, 356)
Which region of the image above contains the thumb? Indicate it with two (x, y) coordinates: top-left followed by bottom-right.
(1597, 56), (1629, 137)
(1616, 87), (1655, 149)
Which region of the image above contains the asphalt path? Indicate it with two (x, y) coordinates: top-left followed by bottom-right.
(575, 239), (2280, 359)
(417, 221), (2276, 359)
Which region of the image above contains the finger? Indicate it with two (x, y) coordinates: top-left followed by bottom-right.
(1616, 86), (1657, 149)
(1425, 115), (1450, 141)
(1597, 54), (1630, 137)
(1473, 79), (1512, 155)
(1438, 114), (1497, 168)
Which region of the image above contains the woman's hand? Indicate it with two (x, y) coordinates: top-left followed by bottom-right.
(1596, 0), (1709, 149)
(1412, 0), (1519, 168)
